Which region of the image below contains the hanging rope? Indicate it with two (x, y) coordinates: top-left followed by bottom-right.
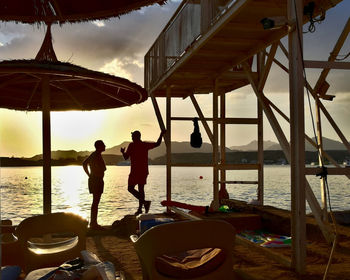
(303, 2), (326, 33)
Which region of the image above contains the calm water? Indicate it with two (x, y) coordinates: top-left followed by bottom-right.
(1, 165), (349, 225)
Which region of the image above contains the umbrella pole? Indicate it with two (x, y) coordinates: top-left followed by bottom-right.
(42, 76), (51, 214)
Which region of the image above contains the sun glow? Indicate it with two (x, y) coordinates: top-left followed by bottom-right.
(53, 166), (88, 219)
(51, 111), (106, 143)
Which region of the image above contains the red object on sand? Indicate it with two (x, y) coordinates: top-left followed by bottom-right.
(161, 200), (209, 214)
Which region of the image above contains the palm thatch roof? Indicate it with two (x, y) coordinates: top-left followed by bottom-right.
(0, 59), (148, 111)
(0, 0), (167, 24)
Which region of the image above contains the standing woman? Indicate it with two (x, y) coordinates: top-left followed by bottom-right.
(83, 140), (106, 230)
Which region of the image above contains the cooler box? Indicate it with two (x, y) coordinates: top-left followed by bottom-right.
(137, 214), (174, 234)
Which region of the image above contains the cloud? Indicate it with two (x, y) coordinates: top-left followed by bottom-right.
(99, 57), (144, 84)
(0, 1), (181, 73)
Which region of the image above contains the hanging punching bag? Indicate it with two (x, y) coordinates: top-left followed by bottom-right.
(190, 117), (202, 148)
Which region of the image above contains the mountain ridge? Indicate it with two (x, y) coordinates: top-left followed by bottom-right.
(28, 137), (348, 160)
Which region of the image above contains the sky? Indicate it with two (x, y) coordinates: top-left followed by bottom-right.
(0, 0), (349, 158)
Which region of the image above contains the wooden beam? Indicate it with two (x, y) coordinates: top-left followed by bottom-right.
(220, 91), (227, 199)
(288, 0), (306, 272)
(218, 181), (259, 184)
(305, 167), (350, 176)
(315, 100), (328, 221)
(258, 42), (278, 91)
(212, 79), (220, 211)
(257, 52), (264, 205)
(304, 60), (350, 69)
(314, 18), (350, 95)
(218, 164), (260, 170)
(171, 163), (213, 167)
(26, 80), (41, 109)
(50, 82), (84, 110)
(78, 81), (130, 106)
(150, 94), (166, 135)
(166, 87), (172, 210)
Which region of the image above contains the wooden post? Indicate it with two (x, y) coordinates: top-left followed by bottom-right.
(288, 0), (306, 273)
(166, 87), (172, 207)
(42, 76), (51, 214)
(211, 79), (220, 210)
(220, 91), (228, 200)
(315, 100), (328, 220)
(257, 53), (264, 205)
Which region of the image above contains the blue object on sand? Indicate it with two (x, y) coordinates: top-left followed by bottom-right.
(0, 266), (21, 280)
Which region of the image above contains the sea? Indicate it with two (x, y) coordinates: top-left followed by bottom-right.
(1, 165), (350, 225)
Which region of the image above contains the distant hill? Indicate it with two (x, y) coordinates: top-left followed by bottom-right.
(28, 137), (349, 161)
(229, 140), (278, 151)
(30, 150), (91, 161)
(229, 137), (349, 152)
(106, 141), (231, 159)
(266, 137), (349, 151)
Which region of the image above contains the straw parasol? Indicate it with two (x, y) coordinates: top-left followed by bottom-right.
(0, 0), (167, 24)
(0, 0), (166, 214)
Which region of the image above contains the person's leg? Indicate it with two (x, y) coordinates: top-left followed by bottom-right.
(138, 184), (145, 206)
(128, 185), (143, 215)
(128, 184), (140, 199)
(91, 192), (102, 227)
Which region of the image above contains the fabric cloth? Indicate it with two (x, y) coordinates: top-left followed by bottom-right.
(125, 141), (157, 185)
(155, 248), (225, 279)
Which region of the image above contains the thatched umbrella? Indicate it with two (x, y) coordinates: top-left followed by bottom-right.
(0, 0), (166, 214)
(0, 0), (166, 24)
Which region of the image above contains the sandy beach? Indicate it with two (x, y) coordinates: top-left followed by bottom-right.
(85, 211), (350, 280)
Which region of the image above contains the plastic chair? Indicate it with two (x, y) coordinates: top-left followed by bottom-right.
(15, 212), (88, 273)
(130, 219), (236, 280)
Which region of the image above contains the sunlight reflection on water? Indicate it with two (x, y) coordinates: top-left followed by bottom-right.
(1, 165), (349, 225)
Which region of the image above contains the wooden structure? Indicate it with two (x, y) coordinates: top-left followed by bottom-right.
(145, 0), (349, 273)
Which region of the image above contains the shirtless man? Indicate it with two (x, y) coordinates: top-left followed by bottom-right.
(83, 140), (106, 229)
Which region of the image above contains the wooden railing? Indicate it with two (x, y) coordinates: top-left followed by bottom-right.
(144, 0), (237, 91)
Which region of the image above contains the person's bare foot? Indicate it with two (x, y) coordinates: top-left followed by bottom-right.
(144, 201), (151, 213)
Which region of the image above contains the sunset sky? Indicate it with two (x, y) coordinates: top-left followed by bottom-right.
(0, 0), (349, 158)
